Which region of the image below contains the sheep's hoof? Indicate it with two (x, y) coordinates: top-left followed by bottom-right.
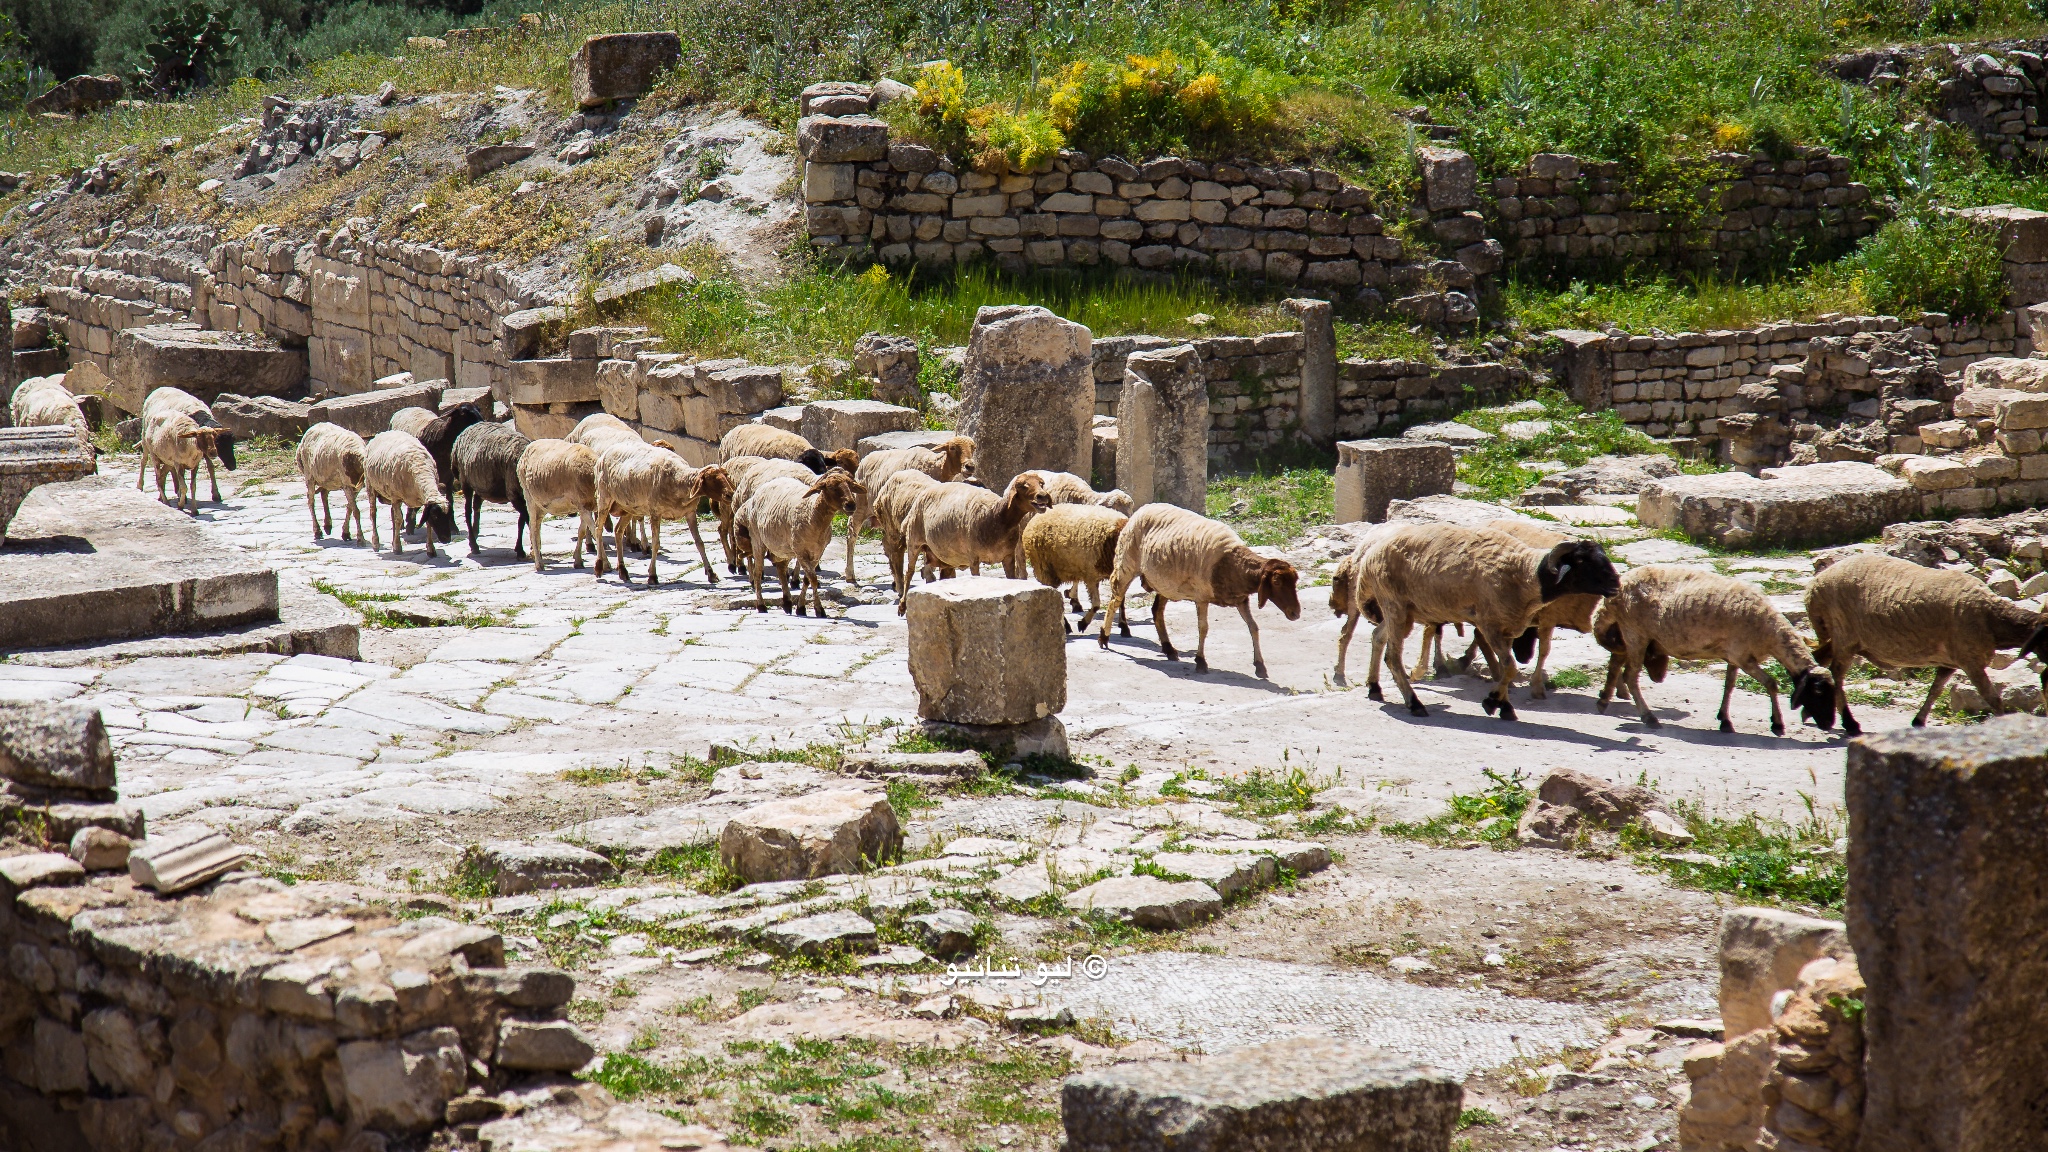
(1161, 649), (1179, 662)
(1481, 695), (1498, 716)
(1194, 658), (1209, 674)
(1909, 716), (1927, 728)
(1494, 699), (1518, 722)
(1405, 698), (1428, 717)
(1252, 662), (1267, 679)
(1366, 682), (1383, 701)
(1770, 720), (1786, 737)
(1333, 671), (1348, 687)
(1719, 718), (1735, 733)
(1639, 714), (1661, 729)
(1595, 698), (1611, 714)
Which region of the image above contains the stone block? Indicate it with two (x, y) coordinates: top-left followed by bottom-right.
(591, 263), (695, 310)
(1062, 1036), (1462, 1152)
(506, 358), (599, 406)
(908, 909), (979, 957)
(840, 750), (986, 778)
(495, 1020), (595, 1071)
(1419, 147), (1477, 212)
(0, 701), (114, 792)
(905, 575), (1065, 725)
(804, 161), (857, 203)
(1283, 298), (1337, 442)
(801, 398), (920, 454)
(307, 380), (445, 439)
(1148, 851), (1275, 900)
(476, 841), (618, 895)
(0, 425), (95, 539)
(338, 1028), (468, 1133)
(854, 332), (921, 405)
(720, 789), (902, 882)
(1898, 455), (1974, 491)
(569, 32), (680, 107)
(499, 306), (569, 361)
(856, 429), (955, 457)
(797, 115), (889, 163)
(70, 826), (131, 871)
(762, 910), (879, 956)
(1998, 392), (2048, 429)
(128, 826), (248, 893)
(595, 358), (638, 421)
(1116, 344), (1207, 512)
(566, 326), (650, 360)
(1093, 418), (1118, 490)
(1636, 461), (1920, 548)
(0, 852), (85, 893)
(1961, 357), (2048, 392)
(1334, 439), (1455, 523)
(1849, 716), (2048, 1152)
(108, 325), (306, 415)
(1955, 204), (2048, 265)
(211, 393), (312, 440)
(703, 364), (786, 415)
(1065, 874), (1222, 930)
(1718, 907), (1849, 1036)
(959, 305), (1094, 490)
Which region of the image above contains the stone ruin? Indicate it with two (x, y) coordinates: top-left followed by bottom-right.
(235, 95), (391, 183)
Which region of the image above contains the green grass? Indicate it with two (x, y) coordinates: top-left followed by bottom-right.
(1546, 666), (1594, 690)
(1206, 465), (1335, 547)
(1382, 768), (1533, 849)
(1504, 268), (1866, 335)
(1621, 795), (1846, 911)
(308, 578), (496, 629)
(1452, 387), (1707, 501)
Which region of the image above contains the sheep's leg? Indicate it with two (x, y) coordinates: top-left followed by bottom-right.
(306, 484), (323, 539)
(1914, 668), (1957, 726)
(1739, 660), (1786, 736)
(1963, 664), (2004, 716)
(529, 503), (546, 573)
(1412, 626), (1438, 681)
(1476, 626), (1519, 721)
(368, 492), (382, 551)
(1717, 663), (1741, 733)
(749, 539), (767, 611)
(187, 467), (201, 513)
(1238, 602), (1269, 680)
(594, 510), (611, 579)
(844, 511), (861, 582)
(1831, 655), (1861, 738)
(1193, 601), (1211, 674)
(1623, 653), (1660, 728)
(1597, 650), (1624, 712)
(136, 448), (148, 491)
(1153, 597), (1178, 661)
(321, 489), (335, 534)
(645, 519), (662, 587)
(390, 500), (405, 557)
(1365, 623), (1387, 701)
(776, 558), (794, 613)
(514, 500), (529, 561)
(969, 561), (981, 576)
(812, 559), (829, 617)
(685, 511), (717, 582)
(423, 503), (439, 559)
(1382, 616), (1428, 717)
(1528, 627), (1554, 699)
(205, 455), (221, 504)
(1334, 610), (1360, 687)
(466, 490), (481, 553)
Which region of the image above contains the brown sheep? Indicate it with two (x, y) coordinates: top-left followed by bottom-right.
(847, 435), (975, 577)
(592, 443), (727, 585)
(1098, 504), (1302, 679)
(519, 439), (601, 572)
(1022, 502), (1130, 635)
(873, 469), (943, 597)
(895, 474), (1052, 615)
(738, 470), (867, 616)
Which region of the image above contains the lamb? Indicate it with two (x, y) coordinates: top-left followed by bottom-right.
(139, 413), (223, 513)
(1417, 519), (1605, 698)
(874, 469), (943, 596)
(737, 470), (867, 616)
(1592, 565), (1835, 735)
(847, 435), (976, 577)
(719, 424), (858, 474)
(363, 429), (456, 557)
(1098, 504), (1302, 679)
(1354, 523), (1620, 720)
(139, 387), (236, 503)
(518, 439), (601, 572)
(1022, 503), (1131, 635)
(452, 421), (533, 558)
(592, 442), (728, 585)
(721, 456), (826, 575)
(295, 422), (367, 541)
(389, 406), (438, 438)
(896, 473), (1052, 613)
(9, 376), (88, 439)
(1022, 469), (1135, 514)
(1806, 552), (2048, 734)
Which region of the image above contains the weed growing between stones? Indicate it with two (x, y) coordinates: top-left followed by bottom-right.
(1454, 389), (1684, 502)
(1206, 465), (1335, 548)
(1620, 796), (1847, 912)
(1382, 768), (1534, 849)
(643, 842), (746, 894)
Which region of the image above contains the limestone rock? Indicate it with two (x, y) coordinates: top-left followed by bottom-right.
(127, 826), (248, 893)
(853, 332), (921, 406)
(1517, 454), (1680, 505)
(69, 826), (131, 871)
(1718, 907), (1851, 1037)
(308, 381), (445, 439)
(475, 841), (618, 895)
(1945, 661), (2045, 713)
(338, 1027), (468, 1133)
(1147, 851), (1275, 900)
(1062, 1036), (1462, 1152)
(1335, 439), (1456, 523)
(0, 700), (115, 792)
(211, 393), (312, 440)
(1514, 801), (1582, 849)
(1960, 355), (2048, 392)
(799, 398), (919, 454)
(570, 32), (681, 107)
(25, 74), (122, 116)
(908, 909), (979, 957)
(1064, 875), (1222, 930)
(796, 115), (889, 163)
(719, 789), (902, 882)
(495, 967), (577, 1010)
(911, 716), (1069, 761)
(761, 909), (879, 956)
(0, 851), (85, 892)
(1536, 768), (1658, 828)
(495, 1020), (596, 1071)
(959, 305), (1093, 491)
(1678, 1029), (1776, 1152)
(1418, 147), (1477, 212)
(840, 750), (986, 778)
(1116, 344), (1207, 512)
(108, 325), (306, 414)
(905, 576), (1066, 726)
(1637, 461), (1921, 549)
(465, 143), (534, 179)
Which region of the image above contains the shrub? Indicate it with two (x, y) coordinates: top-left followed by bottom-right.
(1393, 39), (1477, 99)
(1854, 213), (2006, 321)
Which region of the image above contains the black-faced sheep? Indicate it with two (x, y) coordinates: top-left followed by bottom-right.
(1806, 551), (2048, 734)
(404, 402), (485, 531)
(296, 422), (367, 541)
(363, 429), (455, 556)
(1355, 523), (1619, 720)
(737, 470), (867, 615)
(1415, 519), (1605, 698)
(452, 421), (532, 558)
(719, 424), (858, 475)
(592, 442), (727, 586)
(1593, 565), (1834, 735)
(1098, 504), (1302, 679)
(1022, 502), (1131, 635)
(1022, 469), (1135, 514)
(896, 474), (1052, 614)
(518, 439), (600, 572)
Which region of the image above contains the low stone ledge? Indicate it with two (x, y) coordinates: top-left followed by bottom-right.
(1636, 461), (1920, 548)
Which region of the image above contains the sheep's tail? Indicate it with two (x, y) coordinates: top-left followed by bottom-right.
(344, 453), (365, 487)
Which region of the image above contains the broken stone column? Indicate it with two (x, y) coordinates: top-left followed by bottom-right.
(0, 700), (114, 792)
(128, 826), (249, 893)
(1718, 907), (1850, 1036)
(853, 332), (921, 406)
(1116, 343), (1207, 512)
(1062, 1036), (1462, 1151)
(0, 425), (95, 542)
(959, 305), (1093, 491)
(719, 789), (902, 882)
(1847, 715), (2048, 1151)
(1333, 438), (1455, 523)
(1283, 298), (1336, 444)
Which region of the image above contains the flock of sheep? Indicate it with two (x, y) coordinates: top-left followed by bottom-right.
(13, 370), (2047, 739)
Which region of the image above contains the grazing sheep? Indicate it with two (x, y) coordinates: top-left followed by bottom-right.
(404, 402), (486, 530)
(1806, 552), (2048, 734)
(1356, 523), (1620, 720)
(139, 413), (222, 513)
(848, 435), (976, 578)
(9, 376), (88, 439)
(1593, 565), (1835, 735)
(874, 469), (943, 596)
(1415, 520), (1605, 698)
(363, 430), (455, 556)
(140, 387), (236, 503)
(721, 456), (826, 575)
(1023, 469), (1135, 514)
(519, 439), (601, 572)
(1022, 502), (1131, 635)
(295, 422), (367, 541)
(593, 442), (727, 585)
(897, 474), (1052, 613)
(738, 470), (867, 615)
(389, 406), (438, 438)
(452, 421), (533, 558)
(1098, 504), (1302, 679)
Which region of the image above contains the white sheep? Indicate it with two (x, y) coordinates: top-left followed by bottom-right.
(295, 422), (367, 541)
(139, 413), (222, 513)
(363, 429), (456, 557)
(737, 470), (867, 616)
(9, 375), (88, 439)
(1354, 523), (1620, 720)
(721, 456), (826, 576)
(873, 469), (942, 596)
(847, 435), (976, 580)
(897, 474), (1052, 613)
(1806, 551), (2048, 734)
(593, 442), (728, 586)
(1022, 502), (1131, 635)
(519, 438), (601, 572)
(1022, 469), (1134, 514)
(1098, 504), (1302, 679)
(1593, 565), (1835, 735)
(139, 387), (235, 503)
(389, 406), (439, 438)
(569, 413), (656, 556)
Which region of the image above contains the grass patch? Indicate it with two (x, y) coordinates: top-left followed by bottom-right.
(1453, 388), (1703, 502)
(1382, 769), (1532, 850)
(643, 842), (745, 894)
(1622, 795), (1845, 911)
(1546, 666), (1594, 690)
(1206, 465), (1335, 547)
(1504, 268), (1864, 335)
